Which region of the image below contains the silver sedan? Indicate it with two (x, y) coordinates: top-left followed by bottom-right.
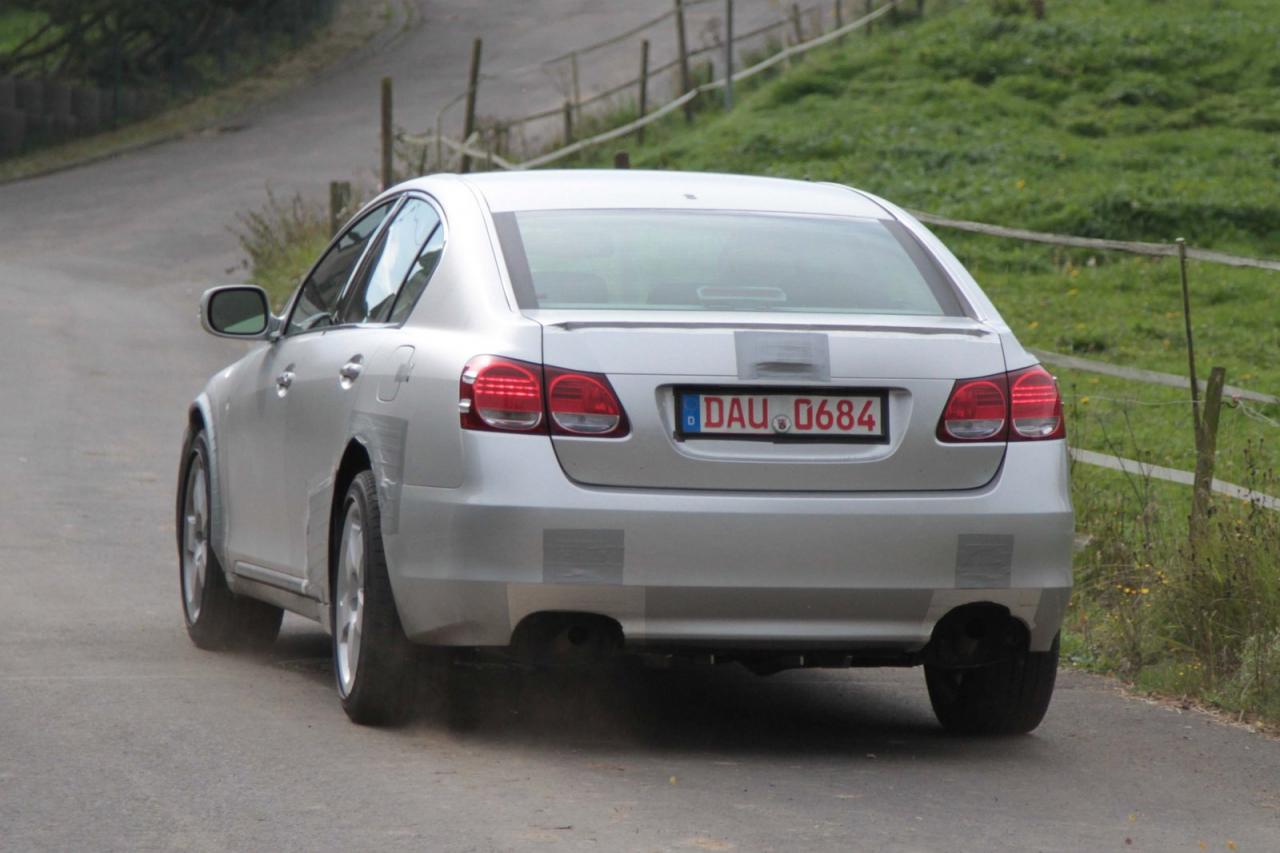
(178, 170), (1073, 732)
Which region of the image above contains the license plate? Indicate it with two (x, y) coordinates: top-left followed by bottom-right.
(677, 390), (887, 441)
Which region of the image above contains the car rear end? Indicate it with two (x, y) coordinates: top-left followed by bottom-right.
(389, 172), (1072, 670)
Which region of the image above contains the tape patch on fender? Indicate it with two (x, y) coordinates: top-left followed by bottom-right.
(349, 412), (409, 535)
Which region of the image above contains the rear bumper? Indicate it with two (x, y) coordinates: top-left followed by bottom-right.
(383, 435), (1073, 653)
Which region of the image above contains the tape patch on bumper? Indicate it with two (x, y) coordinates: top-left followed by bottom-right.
(542, 529), (624, 584)
(955, 534), (1014, 588)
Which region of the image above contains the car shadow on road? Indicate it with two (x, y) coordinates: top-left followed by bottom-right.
(265, 627), (1057, 761)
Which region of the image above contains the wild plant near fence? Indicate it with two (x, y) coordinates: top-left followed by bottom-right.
(1070, 439), (1280, 720)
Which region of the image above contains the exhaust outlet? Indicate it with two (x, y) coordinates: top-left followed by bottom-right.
(511, 612), (624, 665)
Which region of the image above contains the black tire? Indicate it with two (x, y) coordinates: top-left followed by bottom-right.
(331, 470), (418, 726)
(177, 430), (283, 652)
(924, 632), (1060, 735)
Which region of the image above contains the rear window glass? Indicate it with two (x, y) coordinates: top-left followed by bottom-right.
(495, 209), (962, 316)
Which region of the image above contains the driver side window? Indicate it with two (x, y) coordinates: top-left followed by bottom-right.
(287, 200), (394, 335)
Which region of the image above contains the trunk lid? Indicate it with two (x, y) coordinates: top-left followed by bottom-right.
(535, 310), (1007, 492)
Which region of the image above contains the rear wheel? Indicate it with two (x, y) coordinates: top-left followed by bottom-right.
(924, 632), (1060, 735)
(332, 470), (418, 726)
(178, 431), (282, 652)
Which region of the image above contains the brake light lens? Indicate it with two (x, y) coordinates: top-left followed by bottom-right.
(459, 356), (543, 431)
(939, 374), (1008, 441)
(459, 357), (629, 437)
(1009, 365), (1064, 440)
(938, 364), (1064, 442)
(546, 368), (628, 436)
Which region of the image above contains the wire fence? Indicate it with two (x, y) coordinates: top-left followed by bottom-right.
(401, 0), (913, 170)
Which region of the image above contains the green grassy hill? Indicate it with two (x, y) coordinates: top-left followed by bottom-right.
(578, 0), (1280, 722)
(629, 0), (1280, 253)
(592, 0), (1280, 484)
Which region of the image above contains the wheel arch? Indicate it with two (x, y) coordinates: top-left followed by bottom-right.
(178, 394), (227, 564)
(326, 439), (374, 602)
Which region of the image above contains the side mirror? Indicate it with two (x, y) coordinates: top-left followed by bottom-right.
(200, 286), (275, 339)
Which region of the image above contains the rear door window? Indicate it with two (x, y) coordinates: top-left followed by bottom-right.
(387, 223), (445, 324)
(340, 198), (442, 325)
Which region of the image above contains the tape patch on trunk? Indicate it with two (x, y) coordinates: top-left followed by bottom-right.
(955, 534), (1014, 588)
(542, 529), (624, 584)
(734, 331), (831, 381)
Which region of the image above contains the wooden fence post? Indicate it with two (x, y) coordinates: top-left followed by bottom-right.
(1177, 238), (1203, 444)
(614, 150), (631, 169)
(460, 37), (483, 173)
(1190, 366), (1227, 545)
(562, 100), (574, 144)
(380, 76), (393, 189)
(637, 39), (650, 144)
(834, 0), (844, 33)
(329, 180), (352, 237)
(674, 0), (693, 122)
(724, 0), (735, 110)
(570, 52), (582, 124)
(866, 0), (874, 35)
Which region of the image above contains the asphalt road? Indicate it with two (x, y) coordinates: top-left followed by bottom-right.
(1, 2), (1277, 851)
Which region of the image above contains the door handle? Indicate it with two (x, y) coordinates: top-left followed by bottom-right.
(275, 370), (295, 389)
(339, 361), (364, 382)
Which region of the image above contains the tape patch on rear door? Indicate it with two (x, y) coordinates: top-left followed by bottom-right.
(955, 534), (1014, 588)
(542, 529), (625, 584)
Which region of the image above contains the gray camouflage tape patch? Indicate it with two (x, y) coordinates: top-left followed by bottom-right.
(543, 529), (625, 584)
(304, 478), (332, 601)
(734, 331), (831, 381)
(1030, 587), (1071, 651)
(955, 534), (1014, 588)
(349, 412), (409, 535)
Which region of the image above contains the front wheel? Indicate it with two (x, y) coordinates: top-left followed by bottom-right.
(178, 430), (282, 652)
(924, 632), (1060, 735)
(332, 470), (418, 726)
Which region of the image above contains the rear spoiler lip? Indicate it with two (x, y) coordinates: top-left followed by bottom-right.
(541, 320), (993, 337)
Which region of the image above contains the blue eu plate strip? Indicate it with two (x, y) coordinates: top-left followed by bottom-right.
(681, 394), (701, 433)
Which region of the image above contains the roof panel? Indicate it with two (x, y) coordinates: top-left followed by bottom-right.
(452, 170), (890, 218)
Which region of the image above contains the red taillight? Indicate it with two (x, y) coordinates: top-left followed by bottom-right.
(1009, 365), (1064, 440)
(546, 368), (628, 436)
(937, 364), (1064, 443)
(460, 356), (543, 432)
(459, 357), (629, 437)
(938, 374), (1009, 441)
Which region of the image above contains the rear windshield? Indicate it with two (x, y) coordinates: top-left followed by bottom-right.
(494, 209), (963, 316)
